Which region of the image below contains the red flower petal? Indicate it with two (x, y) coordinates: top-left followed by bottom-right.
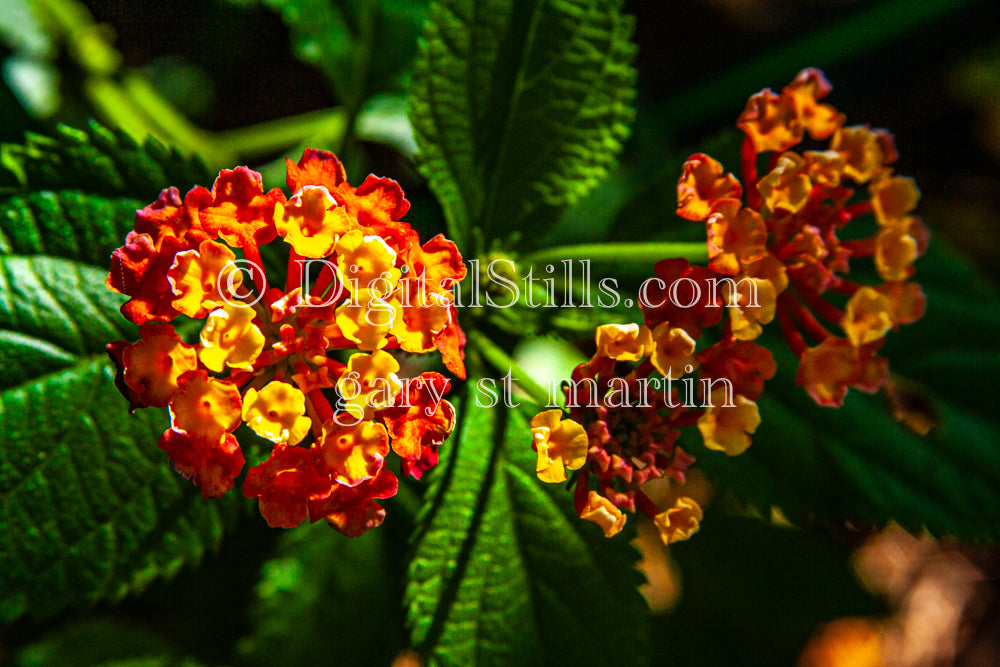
(158, 429), (244, 499)
(198, 167), (283, 248)
(435, 305), (467, 379)
(285, 147), (347, 192)
(244, 446), (333, 529)
(380, 373), (456, 460)
(309, 468), (399, 537)
(107, 231), (188, 324)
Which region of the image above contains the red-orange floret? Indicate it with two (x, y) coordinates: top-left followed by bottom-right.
(198, 167), (285, 248)
(243, 446), (332, 529)
(309, 468), (399, 537)
(108, 147), (466, 537)
(158, 429), (244, 499)
(380, 373), (456, 462)
(641, 258), (723, 338)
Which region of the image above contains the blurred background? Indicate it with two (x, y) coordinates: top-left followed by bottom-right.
(2, 0), (999, 664)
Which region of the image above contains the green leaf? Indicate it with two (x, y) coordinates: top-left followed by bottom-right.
(238, 517), (408, 666)
(0, 122), (216, 272)
(14, 617), (205, 667)
(0, 191), (142, 267)
(258, 0), (429, 109)
(879, 242), (999, 411)
(406, 394), (649, 666)
(689, 241), (1000, 540)
(409, 0), (636, 249)
(1, 122), (211, 201)
(0, 256), (240, 622)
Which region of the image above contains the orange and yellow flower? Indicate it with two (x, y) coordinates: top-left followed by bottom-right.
(108, 148), (466, 535)
(678, 67), (925, 407)
(538, 68), (925, 542)
(654, 497), (703, 545)
(531, 317), (773, 538)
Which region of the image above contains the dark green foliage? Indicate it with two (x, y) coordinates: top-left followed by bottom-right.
(406, 396), (649, 666)
(258, 0), (430, 109)
(0, 123), (212, 203)
(409, 0), (637, 249)
(0, 257), (240, 622)
(687, 241), (1000, 540)
(658, 513), (884, 667)
(238, 519), (407, 666)
(13, 617), (205, 666)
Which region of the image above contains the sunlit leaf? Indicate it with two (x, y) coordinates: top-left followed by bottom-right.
(409, 0), (636, 249)
(0, 122), (211, 201)
(0, 256), (240, 623)
(406, 392), (649, 665)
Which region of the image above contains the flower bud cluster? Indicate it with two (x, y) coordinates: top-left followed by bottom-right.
(532, 69), (926, 542)
(107, 149), (465, 535)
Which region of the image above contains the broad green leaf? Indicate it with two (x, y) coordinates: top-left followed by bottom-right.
(409, 0), (636, 248)
(238, 517), (408, 666)
(0, 122), (211, 201)
(14, 617), (205, 667)
(0, 256), (240, 622)
(256, 0), (429, 111)
(0, 190), (141, 267)
(878, 241), (999, 413)
(658, 513), (884, 667)
(406, 394), (648, 666)
(0, 122), (216, 273)
(688, 241), (1000, 540)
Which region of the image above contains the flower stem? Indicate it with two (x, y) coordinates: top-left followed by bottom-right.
(521, 242), (708, 266)
(469, 331), (555, 408)
(215, 107), (348, 160)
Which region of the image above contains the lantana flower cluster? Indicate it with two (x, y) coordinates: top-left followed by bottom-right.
(531, 299), (775, 544)
(531, 69), (926, 544)
(686, 67), (926, 405)
(107, 149), (466, 536)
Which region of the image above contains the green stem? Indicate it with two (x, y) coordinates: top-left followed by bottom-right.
(550, 314), (616, 334)
(521, 242), (708, 266)
(337, 0), (375, 162)
(32, 0), (120, 75)
(121, 73), (234, 164)
(39, 0), (349, 168)
(84, 78), (161, 145)
(469, 331), (556, 409)
(214, 107), (348, 159)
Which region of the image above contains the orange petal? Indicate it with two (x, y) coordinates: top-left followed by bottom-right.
(677, 153), (742, 221)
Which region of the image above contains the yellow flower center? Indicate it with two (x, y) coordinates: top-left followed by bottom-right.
(241, 381), (312, 446)
(530, 409), (588, 484)
(199, 302), (266, 371)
